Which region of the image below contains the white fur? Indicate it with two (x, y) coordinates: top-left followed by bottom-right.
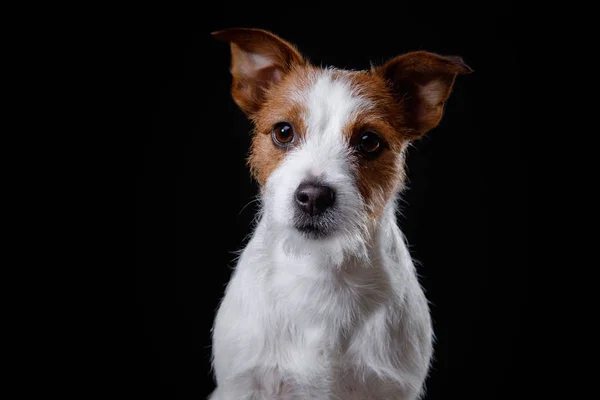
(210, 70), (433, 399)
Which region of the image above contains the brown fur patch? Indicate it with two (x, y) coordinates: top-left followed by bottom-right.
(248, 65), (319, 185)
(338, 70), (411, 218)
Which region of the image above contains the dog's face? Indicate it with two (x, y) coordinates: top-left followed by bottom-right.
(214, 28), (470, 248)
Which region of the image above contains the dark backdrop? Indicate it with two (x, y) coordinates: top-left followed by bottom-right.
(136, 3), (528, 399)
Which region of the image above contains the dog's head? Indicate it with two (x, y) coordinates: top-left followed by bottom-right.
(213, 28), (471, 256)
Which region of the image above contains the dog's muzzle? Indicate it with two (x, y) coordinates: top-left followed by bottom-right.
(293, 180), (337, 238)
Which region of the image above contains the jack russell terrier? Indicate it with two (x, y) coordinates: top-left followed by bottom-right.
(209, 27), (471, 400)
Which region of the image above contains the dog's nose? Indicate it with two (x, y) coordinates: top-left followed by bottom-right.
(295, 181), (335, 216)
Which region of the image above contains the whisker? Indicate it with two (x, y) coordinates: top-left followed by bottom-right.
(238, 196), (261, 215)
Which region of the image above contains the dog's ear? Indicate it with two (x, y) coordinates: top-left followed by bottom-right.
(212, 28), (305, 116)
(375, 51), (472, 138)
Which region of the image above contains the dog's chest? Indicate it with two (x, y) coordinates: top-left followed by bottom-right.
(211, 229), (429, 399)
(264, 256), (387, 356)
(248, 264), (406, 398)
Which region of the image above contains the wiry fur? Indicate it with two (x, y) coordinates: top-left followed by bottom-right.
(209, 28), (470, 400)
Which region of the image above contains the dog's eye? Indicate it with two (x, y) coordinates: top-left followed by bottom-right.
(356, 132), (382, 156)
(272, 122), (295, 146)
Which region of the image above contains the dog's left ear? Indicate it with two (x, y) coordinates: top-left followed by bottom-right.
(375, 51), (472, 138)
(212, 28), (305, 116)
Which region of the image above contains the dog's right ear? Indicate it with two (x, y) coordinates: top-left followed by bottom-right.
(212, 28), (305, 116)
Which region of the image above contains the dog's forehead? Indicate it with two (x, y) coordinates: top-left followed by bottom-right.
(303, 70), (372, 135)
(257, 66), (392, 138)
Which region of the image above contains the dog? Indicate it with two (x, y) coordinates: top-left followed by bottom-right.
(208, 28), (471, 400)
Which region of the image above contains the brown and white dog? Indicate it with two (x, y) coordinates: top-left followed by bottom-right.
(209, 28), (471, 400)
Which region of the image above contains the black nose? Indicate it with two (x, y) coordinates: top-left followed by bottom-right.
(295, 181), (335, 216)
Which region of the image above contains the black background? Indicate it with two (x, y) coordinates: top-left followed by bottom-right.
(136, 3), (528, 399)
